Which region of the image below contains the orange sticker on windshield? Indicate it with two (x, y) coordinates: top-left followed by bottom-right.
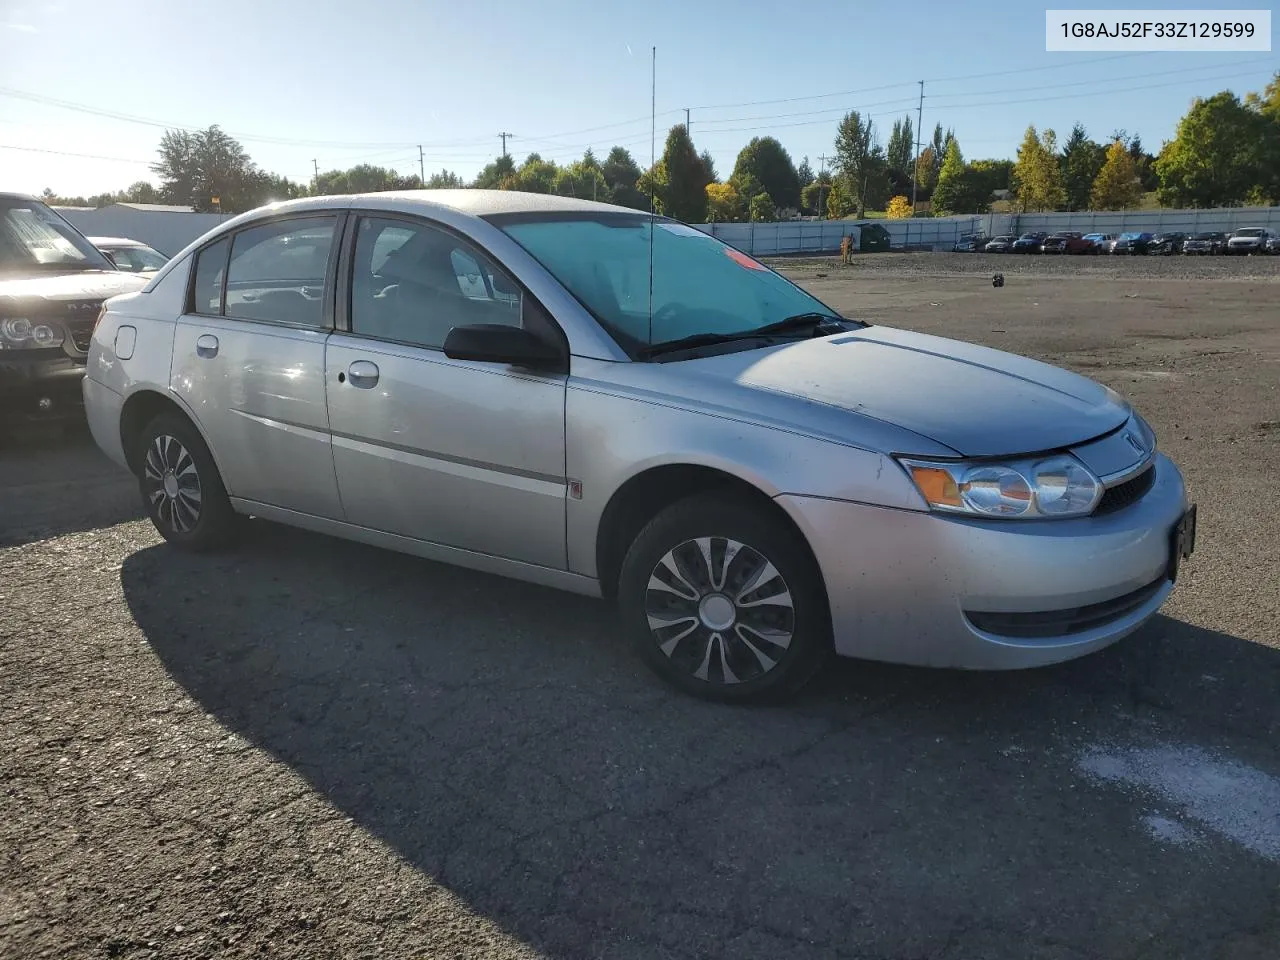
(725, 247), (768, 271)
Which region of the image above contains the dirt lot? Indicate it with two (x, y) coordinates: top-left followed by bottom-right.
(3, 254), (1279, 960)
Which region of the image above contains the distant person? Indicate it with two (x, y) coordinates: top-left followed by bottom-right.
(840, 234), (852, 264)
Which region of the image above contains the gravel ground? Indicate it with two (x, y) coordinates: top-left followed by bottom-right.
(2, 255), (1279, 960)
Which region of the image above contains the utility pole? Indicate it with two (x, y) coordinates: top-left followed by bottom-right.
(499, 132), (512, 158)
(684, 107), (691, 135)
(910, 80), (924, 213)
(418, 145), (424, 186)
(312, 158), (319, 187)
(817, 152), (833, 220)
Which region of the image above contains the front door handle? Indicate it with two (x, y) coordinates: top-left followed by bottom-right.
(347, 360), (380, 388)
(195, 334), (219, 359)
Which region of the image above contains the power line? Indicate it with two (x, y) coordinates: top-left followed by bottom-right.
(0, 143), (151, 164)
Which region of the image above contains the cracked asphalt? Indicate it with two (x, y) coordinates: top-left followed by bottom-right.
(2, 253), (1278, 959)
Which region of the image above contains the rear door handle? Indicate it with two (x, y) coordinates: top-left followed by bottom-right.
(347, 360), (380, 388)
(195, 334), (219, 359)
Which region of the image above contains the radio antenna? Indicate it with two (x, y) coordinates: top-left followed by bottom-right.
(648, 44), (656, 347)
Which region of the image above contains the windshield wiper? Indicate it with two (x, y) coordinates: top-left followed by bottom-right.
(637, 313), (846, 359)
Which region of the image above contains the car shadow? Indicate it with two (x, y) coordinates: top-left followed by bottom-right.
(0, 424), (142, 548)
(120, 522), (1280, 959)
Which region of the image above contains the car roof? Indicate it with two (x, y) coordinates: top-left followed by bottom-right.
(88, 236), (149, 247)
(240, 189), (640, 221)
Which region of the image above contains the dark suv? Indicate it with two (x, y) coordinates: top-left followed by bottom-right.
(1, 193), (149, 426)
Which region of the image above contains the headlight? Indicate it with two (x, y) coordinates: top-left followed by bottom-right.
(899, 453), (1102, 519)
(0, 317), (65, 349)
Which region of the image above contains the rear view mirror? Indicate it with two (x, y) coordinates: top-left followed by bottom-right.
(443, 324), (563, 372)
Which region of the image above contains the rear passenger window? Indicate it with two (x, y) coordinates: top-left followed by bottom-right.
(191, 237), (229, 315)
(224, 218), (336, 328)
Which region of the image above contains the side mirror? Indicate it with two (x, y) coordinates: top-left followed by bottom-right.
(443, 324), (563, 372)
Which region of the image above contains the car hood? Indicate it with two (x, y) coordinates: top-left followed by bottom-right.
(0, 270), (149, 304)
(669, 326), (1130, 457)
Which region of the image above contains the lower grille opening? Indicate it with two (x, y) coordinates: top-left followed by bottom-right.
(965, 576), (1166, 640)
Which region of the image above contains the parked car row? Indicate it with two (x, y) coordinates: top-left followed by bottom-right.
(969, 228), (1278, 256)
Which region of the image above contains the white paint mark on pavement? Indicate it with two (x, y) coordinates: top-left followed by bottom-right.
(1142, 814), (1199, 848)
(1079, 742), (1280, 861)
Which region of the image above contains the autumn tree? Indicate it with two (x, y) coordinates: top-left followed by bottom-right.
(1011, 125), (1066, 212)
(885, 195), (913, 219)
(1090, 140), (1144, 210)
(833, 111), (889, 218)
(1061, 124), (1106, 211)
(914, 147), (937, 198)
(637, 124), (713, 222)
(705, 182), (741, 221)
(826, 180), (850, 219)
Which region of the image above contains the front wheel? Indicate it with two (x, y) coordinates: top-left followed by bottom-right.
(136, 412), (237, 551)
(618, 493), (831, 703)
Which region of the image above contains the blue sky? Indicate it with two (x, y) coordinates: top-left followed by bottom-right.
(0, 0), (1275, 196)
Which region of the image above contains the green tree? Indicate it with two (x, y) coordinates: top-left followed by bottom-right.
(1089, 140), (1144, 210)
(730, 136), (801, 211)
(1011, 125), (1066, 212)
(425, 169), (464, 188)
(885, 116), (915, 184)
(797, 156), (815, 187)
(553, 158), (609, 200)
(1060, 124), (1106, 211)
(1154, 91), (1270, 208)
(932, 137), (985, 215)
(800, 174), (832, 218)
(967, 159), (1012, 203)
(152, 125), (268, 213)
(699, 149), (718, 184)
(637, 124), (712, 222)
(749, 191), (777, 222)
(473, 154), (516, 189)
(599, 146), (647, 209)
(508, 153), (558, 193)
(834, 111), (889, 218)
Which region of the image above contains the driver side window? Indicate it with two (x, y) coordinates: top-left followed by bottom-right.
(350, 217), (528, 350)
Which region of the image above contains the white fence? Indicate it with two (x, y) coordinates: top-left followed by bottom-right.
(698, 206), (1280, 256)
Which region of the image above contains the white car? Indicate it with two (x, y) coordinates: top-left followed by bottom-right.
(81, 191), (1195, 702)
(1226, 228), (1274, 255)
(89, 236), (170, 275)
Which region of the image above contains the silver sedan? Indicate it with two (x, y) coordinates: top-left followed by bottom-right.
(83, 191), (1196, 702)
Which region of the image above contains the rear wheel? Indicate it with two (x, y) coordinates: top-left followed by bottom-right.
(136, 413), (237, 551)
(618, 493), (831, 703)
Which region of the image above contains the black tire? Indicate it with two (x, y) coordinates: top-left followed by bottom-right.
(135, 412), (237, 551)
(617, 492), (832, 703)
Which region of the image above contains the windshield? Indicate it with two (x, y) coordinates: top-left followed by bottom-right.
(0, 197), (117, 276)
(102, 244), (169, 273)
(493, 213), (842, 355)
(1235, 228), (1264, 237)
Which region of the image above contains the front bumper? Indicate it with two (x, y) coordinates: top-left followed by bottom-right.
(778, 452), (1189, 669)
(0, 353), (87, 423)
